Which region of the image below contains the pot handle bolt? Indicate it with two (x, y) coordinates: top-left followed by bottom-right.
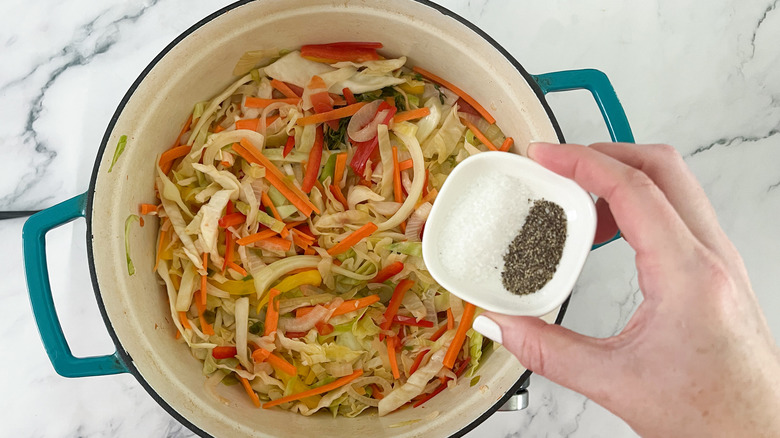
(498, 378), (530, 411)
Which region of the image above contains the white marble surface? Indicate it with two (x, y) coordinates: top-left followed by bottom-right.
(2, 0), (779, 436)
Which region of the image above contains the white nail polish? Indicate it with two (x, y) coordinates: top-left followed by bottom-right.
(472, 315), (503, 344)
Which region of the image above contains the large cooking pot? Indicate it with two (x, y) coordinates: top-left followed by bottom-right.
(22, 0), (633, 436)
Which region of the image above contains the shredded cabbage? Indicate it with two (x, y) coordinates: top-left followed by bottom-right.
(152, 44), (508, 418)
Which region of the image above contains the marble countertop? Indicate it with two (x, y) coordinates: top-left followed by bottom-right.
(2, 0), (779, 436)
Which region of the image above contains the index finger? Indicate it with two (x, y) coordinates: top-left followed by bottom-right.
(528, 142), (695, 258)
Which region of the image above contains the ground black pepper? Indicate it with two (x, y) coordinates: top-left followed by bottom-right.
(501, 199), (567, 295)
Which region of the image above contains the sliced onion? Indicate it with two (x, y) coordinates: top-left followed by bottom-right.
(404, 202), (432, 242)
(347, 100), (382, 142)
(346, 376), (395, 407)
(278, 305), (329, 332)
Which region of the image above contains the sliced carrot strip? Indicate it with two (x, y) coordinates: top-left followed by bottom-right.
(499, 137), (514, 152)
(392, 107), (430, 124)
(178, 311), (191, 329)
(460, 117), (499, 151)
(245, 97), (301, 108)
(413, 66), (496, 124)
(329, 184), (348, 209)
(392, 146), (403, 203)
(173, 114), (193, 147)
(296, 295), (380, 318)
(236, 229), (278, 246)
(443, 302), (477, 369)
(266, 352), (298, 376)
(255, 236), (292, 252)
(446, 308), (454, 330)
(139, 203), (158, 215)
(227, 261), (248, 277)
(398, 159), (413, 171)
(271, 79), (300, 98)
(238, 373), (261, 408)
(388, 336), (400, 379)
(333, 153), (347, 187)
(159, 145), (191, 175)
(263, 369), (363, 409)
(409, 349), (430, 376)
(326, 222), (378, 256)
(296, 102), (367, 126)
(252, 348), (271, 363)
(371, 261), (404, 283)
(430, 324), (448, 342)
(195, 291), (214, 336)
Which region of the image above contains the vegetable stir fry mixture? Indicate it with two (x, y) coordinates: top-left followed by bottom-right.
(147, 42), (513, 417)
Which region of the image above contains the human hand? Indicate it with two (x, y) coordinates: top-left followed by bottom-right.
(472, 142), (780, 437)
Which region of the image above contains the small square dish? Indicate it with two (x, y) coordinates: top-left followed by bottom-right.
(422, 151), (597, 316)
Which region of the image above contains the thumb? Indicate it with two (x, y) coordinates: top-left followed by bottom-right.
(473, 312), (614, 397)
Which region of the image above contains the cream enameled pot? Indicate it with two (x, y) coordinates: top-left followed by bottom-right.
(22, 1), (633, 436)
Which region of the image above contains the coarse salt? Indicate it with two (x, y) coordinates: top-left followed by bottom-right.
(437, 172), (532, 283)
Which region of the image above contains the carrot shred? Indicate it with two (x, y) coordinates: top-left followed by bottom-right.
(139, 203), (158, 215)
(326, 222), (378, 256)
(291, 232), (312, 250)
(271, 79), (300, 98)
(264, 288), (281, 336)
(266, 352), (298, 376)
(244, 97), (301, 108)
(392, 146), (403, 203)
(158, 145), (191, 175)
(153, 229), (166, 272)
(235, 118), (260, 131)
(392, 107), (430, 124)
(398, 159), (413, 171)
(296, 102), (367, 125)
(236, 229), (278, 246)
(409, 348), (430, 375)
(194, 292), (214, 336)
(371, 383), (384, 400)
(237, 373), (261, 408)
(412, 66), (496, 124)
(256, 236), (293, 252)
(251, 348), (271, 363)
(329, 184), (348, 209)
(303, 247), (316, 255)
(499, 137), (514, 152)
(387, 337), (400, 379)
(446, 308), (454, 330)
(227, 261), (248, 277)
(178, 311), (191, 329)
(213, 124), (226, 133)
(290, 228), (316, 243)
(430, 323), (448, 342)
(460, 117), (499, 151)
(234, 139), (319, 215)
(263, 369), (364, 409)
(201, 253), (209, 306)
(173, 114), (193, 147)
(443, 302), (477, 369)
(379, 279), (414, 339)
(296, 295), (380, 318)
(333, 153), (348, 187)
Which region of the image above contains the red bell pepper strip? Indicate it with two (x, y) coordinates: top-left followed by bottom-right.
(349, 101), (397, 176)
(219, 212), (246, 228)
(301, 42), (383, 63)
(212, 346), (238, 359)
(283, 135), (295, 158)
(412, 358), (470, 408)
(315, 321), (334, 336)
(393, 315), (434, 328)
(301, 125), (324, 193)
(409, 349), (430, 375)
(371, 261), (404, 283)
(379, 279), (414, 340)
(342, 87), (357, 105)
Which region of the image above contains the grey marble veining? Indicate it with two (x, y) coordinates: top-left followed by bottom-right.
(2, 0), (779, 437)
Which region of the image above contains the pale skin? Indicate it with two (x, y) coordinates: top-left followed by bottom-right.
(476, 142), (780, 437)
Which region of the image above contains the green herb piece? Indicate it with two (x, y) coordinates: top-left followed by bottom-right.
(108, 135), (128, 173)
(470, 375), (481, 387)
(325, 118), (349, 150)
(124, 214), (139, 275)
(319, 153), (338, 184)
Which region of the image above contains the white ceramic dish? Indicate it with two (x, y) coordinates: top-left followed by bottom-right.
(423, 151), (597, 317)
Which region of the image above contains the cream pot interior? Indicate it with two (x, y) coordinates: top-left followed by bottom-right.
(88, 0), (562, 436)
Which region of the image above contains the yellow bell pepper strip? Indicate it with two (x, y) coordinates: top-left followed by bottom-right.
(212, 278), (256, 296)
(272, 270), (322, 294)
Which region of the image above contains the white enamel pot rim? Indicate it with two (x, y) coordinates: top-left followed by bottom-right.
(82, 0), (569, 437)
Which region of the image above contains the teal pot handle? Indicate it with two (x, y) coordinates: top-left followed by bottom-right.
(22, 192), (128, 377)
(532, 69), (635, 249)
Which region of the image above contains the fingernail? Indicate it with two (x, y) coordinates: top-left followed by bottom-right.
(473, 315), (503, 344)
(527, 141), (553, 160)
